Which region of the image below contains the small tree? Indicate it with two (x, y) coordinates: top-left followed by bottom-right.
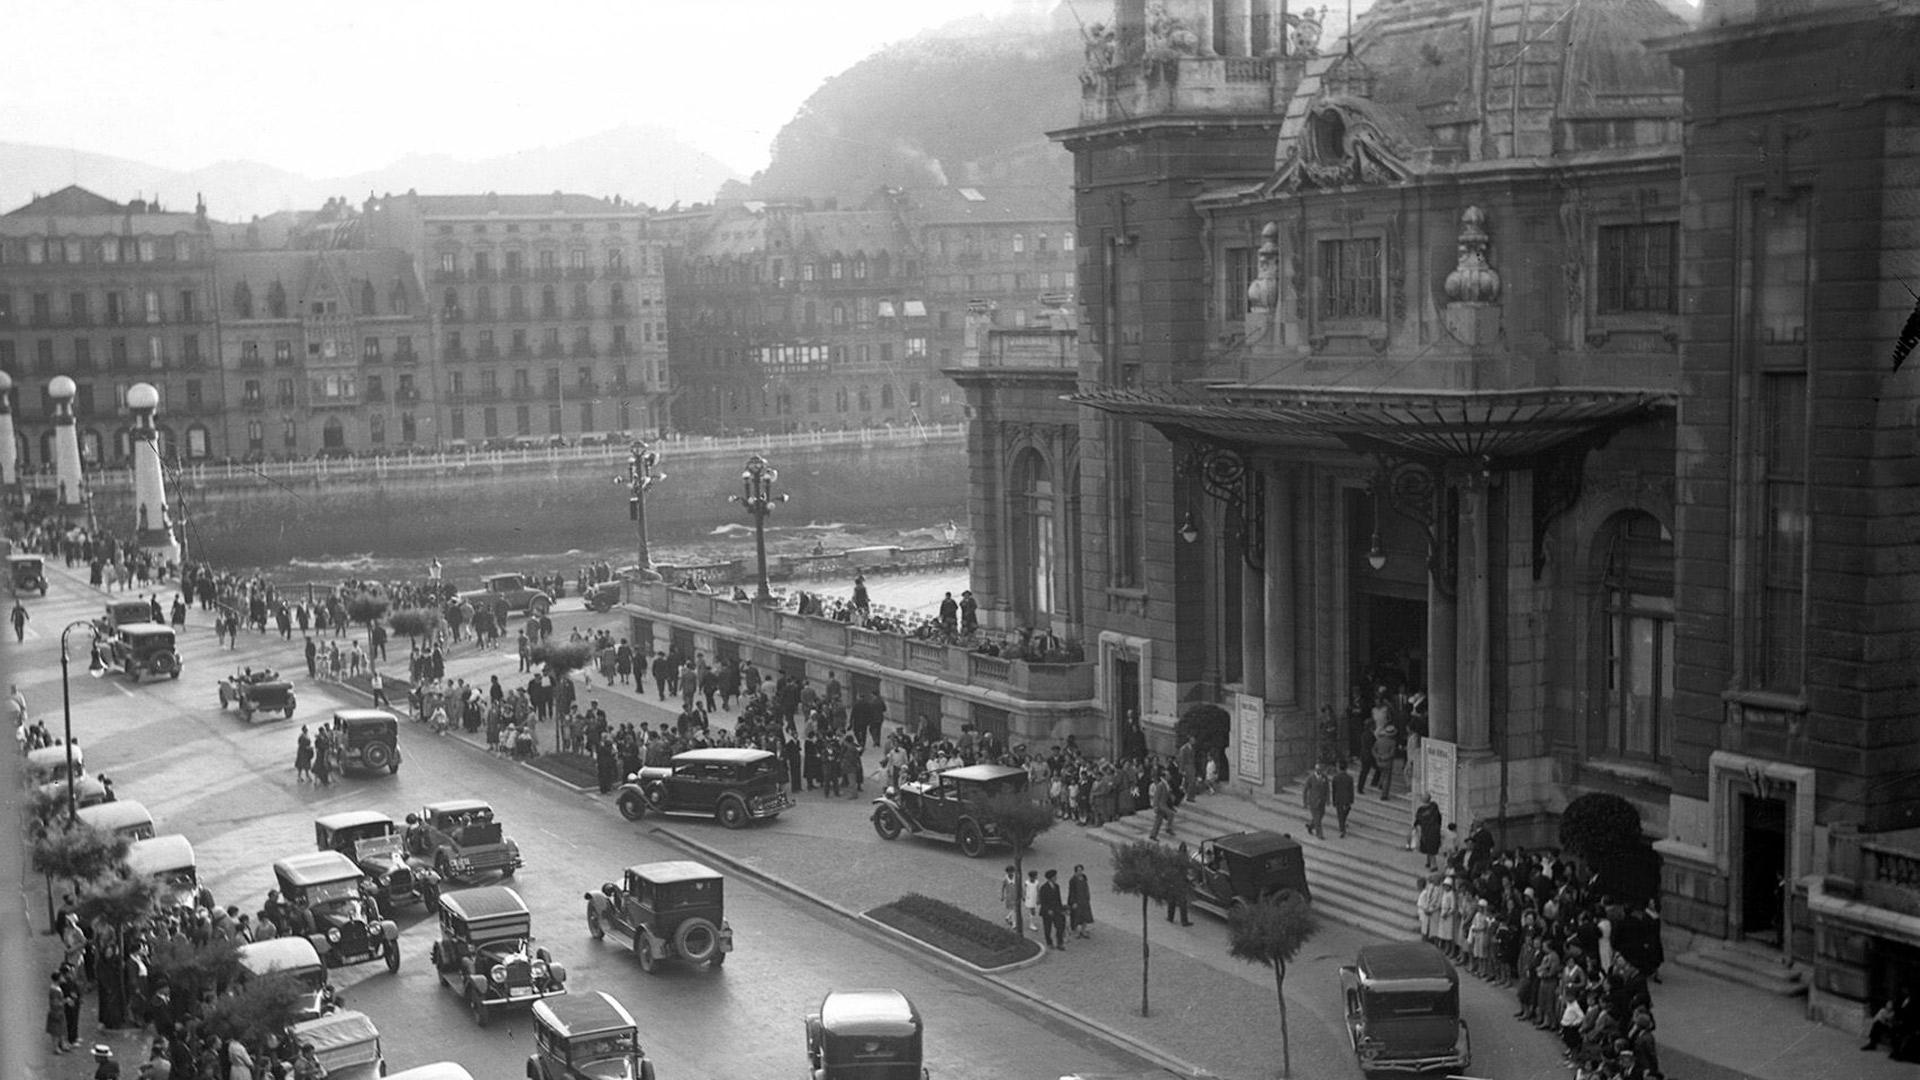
(31, 823), (128, 931)
(530, 639), (596, 752)
(1560, 792), (1660, 903)
(387, 607), (444, 649)
(1228, 893), (1319, 1078)
(76, 871), (159, 1028)
(149, 935), (245, 1008)
(1109, 841), (1191, 1016)
(974, 790), (1058, 942)
(200, 971), (308, 1045)
(345, 587), (391, 653)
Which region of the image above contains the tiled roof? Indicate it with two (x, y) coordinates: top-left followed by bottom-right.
(214, 249), (422, 317)
(904, 186), (1073, 225)
(792, 210), (911, 258)
(0, 184), (203, 236)
(401, 193), (640, 218)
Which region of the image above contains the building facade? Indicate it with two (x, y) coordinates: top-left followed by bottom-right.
(0, 187), (221, 472)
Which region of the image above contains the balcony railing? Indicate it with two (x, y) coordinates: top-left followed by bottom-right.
(397, 388), (420, 404)
(277, 393), (297, 407)
(364, 389), (388, 403)
(476, 345), (501, 360)
(567, 267), (596, 281)
(442, 308), (464, 323)
(443, 347), (468, 362)
(538, 343), (564, 359)
(362, 351), (384, 365)
(503, 268), (529, 281)
(570, 344), (598, 359)
(241, 397), (266, 412)
(536, 267), (565, 282)
(393, 349), (420, 365)
(508, 307), (531, 321)
(571, 305), (593, 319)
(238, 356), (265, 370)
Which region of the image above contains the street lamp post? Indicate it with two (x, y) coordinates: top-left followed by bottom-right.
(614, 441), (665, 582)
(729, 454), (787, 605)
(58, 621), (106, 823)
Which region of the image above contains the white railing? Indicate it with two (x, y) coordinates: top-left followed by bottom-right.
(25, 423), (966, 490)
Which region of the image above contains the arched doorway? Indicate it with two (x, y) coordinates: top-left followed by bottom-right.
(322, 417), (346, 452)
(1008, 448), (1055, 624)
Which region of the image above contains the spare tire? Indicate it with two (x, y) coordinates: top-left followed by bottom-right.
(362, 742), (394, 770)
(673, 917), (720, 964)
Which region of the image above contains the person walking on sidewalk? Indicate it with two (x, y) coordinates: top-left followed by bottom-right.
(1413, 793), (1444, 869)
(1023, 870), (1041, 932)
(1303, 764), (1330, 839)
(12, 599), (30, 642)
(1148, 769), (1176, 840)
(1165, 842), (1194, 926)
(368, 668), (390, 709)
(1039, 869), (1067, 950)
(1331, 760), (1356, 837)
(1001, 866), (1021, 928)
(1372, 717), (1400, 800)
(294, 727), (313, 783)
(1068, 864), (1094, 939)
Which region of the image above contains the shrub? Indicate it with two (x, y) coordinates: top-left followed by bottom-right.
(1560, 791), (1661, 904)
(888, 893), (1028, 952)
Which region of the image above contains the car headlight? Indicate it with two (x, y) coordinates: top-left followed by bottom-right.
(369, 923), (383, 938)
(531, 961), (549, 979)
(327, 927), (342, 943)
(491, 965), (508, 983)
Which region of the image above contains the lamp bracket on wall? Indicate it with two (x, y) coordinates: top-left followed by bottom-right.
(1370, 455), (1455, 600)
(1178, 440), (1265, 572)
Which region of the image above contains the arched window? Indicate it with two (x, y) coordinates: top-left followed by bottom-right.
(508, 285), (525, 317)
(1012, 233), (1026, 254)
(1596, 512), (1674, 760)
(79, 428), (102, 465)
(1009, 448), (1054, 620)
(389, 284), (409, 315)
(573, 283), (590, 314)
(185, 424), (210, 459)
(832, 304), (846, 327)
(233, 282), (253, 319)
(540, 285), (558, 317)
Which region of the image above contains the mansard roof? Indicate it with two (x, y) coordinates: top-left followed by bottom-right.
(0, 185), (205, 235)
(214, 249), (422, 318)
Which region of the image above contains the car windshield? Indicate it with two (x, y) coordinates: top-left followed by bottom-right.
(349, 832), (401, 861)
(298, 877), (365, 907)
(313, 895), (371, 923)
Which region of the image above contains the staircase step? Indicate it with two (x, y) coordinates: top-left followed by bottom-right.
(1671, 943), (1807, 997)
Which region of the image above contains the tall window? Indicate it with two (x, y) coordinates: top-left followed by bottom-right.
(1748, 193), (1810, 692)
(1011, 449), (1055, 620)
(1317, 238), (1382, 320)
(1108, 418), (1144, 587)
(1598, 223), (1677, 314)
(1600, 513), (1674, 759)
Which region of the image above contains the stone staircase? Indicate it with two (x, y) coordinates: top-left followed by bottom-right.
(1087, 774), (1428, 943)
(1672, 938), (1808, 996)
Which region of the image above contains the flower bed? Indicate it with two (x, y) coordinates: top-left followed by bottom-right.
(866, 892), (1042, 969)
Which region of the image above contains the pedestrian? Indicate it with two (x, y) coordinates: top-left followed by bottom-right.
(1023, 870), (1041, 932)
(304, 637), (317, 679)
(1001, 866), (1020, 928)
(60, 965), (82, 1052)
(1413, 793), (1444, 869)
(294, 726), (313, 782)
(1418, 874), (1443, 947)
(1039, 869), (1067, 950)
(1303, 764), (1330, 839)
(368, 668), (390, 709)
(12, 599), (30, 642)
(1147, 769), (1176, 840)
(1165, 842), (1194, 926)
(312, 729), (333, 787)
(46, 970), (69, 1053)
(291, 1042), (325, 1080)
(1068, 864), (1094, 939)
(10, 682), (28, 727)
(1330, 759), (1356, 837)
(1372, 716), (1400, 799)
(1469, 899), (1495, 979)
(92, 1044), (121, 1080)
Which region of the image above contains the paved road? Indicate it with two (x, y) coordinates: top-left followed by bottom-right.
(4, 568), (1149, 1080)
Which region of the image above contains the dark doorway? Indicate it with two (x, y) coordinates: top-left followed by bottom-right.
(1740, 794), (1788, 944)
(905, 687), (942, 739)
(1356, 594), (1427, 694)
(849, 672), (881, 703)
(1112, 653), (1141, 734)
(669, 628), (696, 662)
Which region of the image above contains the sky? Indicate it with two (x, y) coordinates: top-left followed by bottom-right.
(1, 0), (1058, 179)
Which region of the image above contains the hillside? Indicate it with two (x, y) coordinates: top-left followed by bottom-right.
(751, 9), (1089, 200)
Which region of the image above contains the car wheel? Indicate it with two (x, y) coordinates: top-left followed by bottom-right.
(717, 798), (748, 830)
(170, 669), (179, 680)
(384, 941), (400, 973)
(873, 807), (903, 841)
(617, 792), (647, 822)
(430, 944), (447, 986)
(239, 705), (253, 722)
(468, 988), (489, 1027)
(956, 819), (987, 858)
(587, 907), (604, 940)
(674, 918), (720, 964)
(636, 942), (657, 974)
(388, 758), (400, 775)
(362, 742), (393, 770)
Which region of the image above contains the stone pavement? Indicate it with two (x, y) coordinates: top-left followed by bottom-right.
(321, 600), (1911, 1080)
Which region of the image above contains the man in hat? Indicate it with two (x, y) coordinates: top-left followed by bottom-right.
(1302, 764), (1330, 839)
(1330, 759), (1356, 837)
(91, 1044), (122, 1080)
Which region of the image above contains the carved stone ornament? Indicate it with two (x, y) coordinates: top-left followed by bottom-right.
(1287, 6), (1326, 58)
(1247, 222), (1282, 312)
(1144, 1), (1204, 81)
(1444, 206), (1502, 303)
(1080, 21), (1118, 89)
(1275, 100), (1414, 192)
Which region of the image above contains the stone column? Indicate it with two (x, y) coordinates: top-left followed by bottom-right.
(1455, 476), (1492, 753)
(0, 370), (15, 487)
(127, 383), (183, 566)
(1264, 469), (1295, 703)
(1426, 487), (1458, 744)
(47, 376), (84, 515)
(1240, 548), (1266, 698)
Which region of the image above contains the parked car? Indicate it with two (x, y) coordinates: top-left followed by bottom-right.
(458, 573), (551, 616)
(388, 1065), (477, 1080)
(9, 553), (47, 595)
(583, 579), (623, 613)
(93, 599), (154, 637)
(25, 743), (83, 786)
(584, 860), (732, 973)
(314, 811), (440, 915)
(273, 851), (402, 973)
(805, 989), (927, 1080)
(1339, 941), (1471, 1077)
(126, 834), (204, 910)
(36, 772), (111, 813)
(236, 937), (338, 1021)
(1185, 831), (1312, 917)
(109, 623), (180, 681)
(331, 709), (402, 774)
(405, 798), (521, 882)
(291, 1009), (384, 1080)
(526, 991), (655, 1080)
(429, 885), (566, 1027)
(217, 666), (297, 721)
(615, 747), (794, 828)
(76, 799), (155, 842)
(870, 762), (1030, 858)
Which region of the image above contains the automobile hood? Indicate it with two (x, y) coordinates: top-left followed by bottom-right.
(634, 766), (672, 783)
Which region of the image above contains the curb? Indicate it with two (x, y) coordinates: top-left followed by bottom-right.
(651, 825), (1217, 1080)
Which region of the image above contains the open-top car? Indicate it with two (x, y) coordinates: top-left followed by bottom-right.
(274, 851), (402, 973)
(870, 762), (1029, 858)
(110, 623), (180, 681)
(9, 553), (47, 595)
(316, 811), (440, 915)
(527, 991), (655, 1080)
(126, 834), (204, 910)
(237, 937), (338, 1021)
(615, 747), (794, 829)
(430, 885), (566, 1027)
(292, 1009), (385, 1080)
(406, 798), (521, 882)
(1340, 941), (1471, 1077)
(332, 709), (402, 774)
(459, 573), (551, 616)
(806, 989), (928, 1080)
(585, 860), (732, 973)
(218, 666), (297, 721)
(1186, 831), (1312, 916)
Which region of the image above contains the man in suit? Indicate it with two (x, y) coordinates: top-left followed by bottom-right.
(1331, 760), (1357, 837)
(1038, 869), (1068, 950)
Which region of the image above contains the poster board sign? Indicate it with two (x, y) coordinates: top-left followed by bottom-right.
(1235, 693), (1265, 785)
(1423, 738), (1457, 832)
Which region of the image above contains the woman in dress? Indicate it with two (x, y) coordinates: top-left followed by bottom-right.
(293, 726), (313, 782)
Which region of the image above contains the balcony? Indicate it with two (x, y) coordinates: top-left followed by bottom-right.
(536, 266), (565, 282)
(182, 399), (222, 416)
(310, 395), (359, 409)
(575, 381), (599, 395)
(397, 388), (420, 404)
(276, 393), (298, 407)
(238, 356), (265, 370)
(538, 343), (564, 360)
(566, 267), (596, 281)
(570, 344), (598, 359)
(609, 305), (630, 319)
(539, 306), (561, 320)
(603, 266), (634, 281)
(571, 305), (594, 319)
(364, 388), (388, 403)
(433, 269), (462, 284)
(476, 345), (501, 361)
(507, 306), (531, 321)
(362, 351), (384, 365)
(180, 354), (208, 371)
(503, 268), (529, 282)
(442, 308), (465, 323)
(273, 353), (296, 367)
(241, 396), (266, 412)
(959, 327), (1077, 370)
(508, 345), (532, 360)
(442, 346), (468, 362)
(393, 349), (420, 365)
(511, 385), (537, 401)
(471, 267), (498, 282)
(607, 342), (634, 357)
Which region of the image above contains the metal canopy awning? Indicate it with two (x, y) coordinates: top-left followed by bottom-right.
(1070, 385), (1675, 464)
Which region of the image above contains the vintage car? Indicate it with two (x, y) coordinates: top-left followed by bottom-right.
(406, 798), (521, 882)
(584, 860), (732, 973)
(805, 989), (928, 1080)
(25, 743), (83, 786)
(35, 772), (112, 814)
(1340, 942), (1472, 1077)
(291, 1009), (385, 1080)
(870, 762), (1030, 858)
(332, 709), (402, 774)
(429, 885), (566, 1027)
(76, 799), (156, 842)
(388, 1066), (478, 1080)
(1186, 831), (1312, 917)
(109, 623), (181, 681)
(526, 991), (655, 1080)
(458, 573), (551, 616)
(583, 579), (623, 613)
(94, 598), (155, 637)
(237, 936), (338, 1021)
(9, 553), (47, 595)
(615, 747), (794, 828)
(126, 834), (204, 910)
(273, 851), (402, 973)
(315, 810), (440, 914)
(218, 667), (297, 721)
